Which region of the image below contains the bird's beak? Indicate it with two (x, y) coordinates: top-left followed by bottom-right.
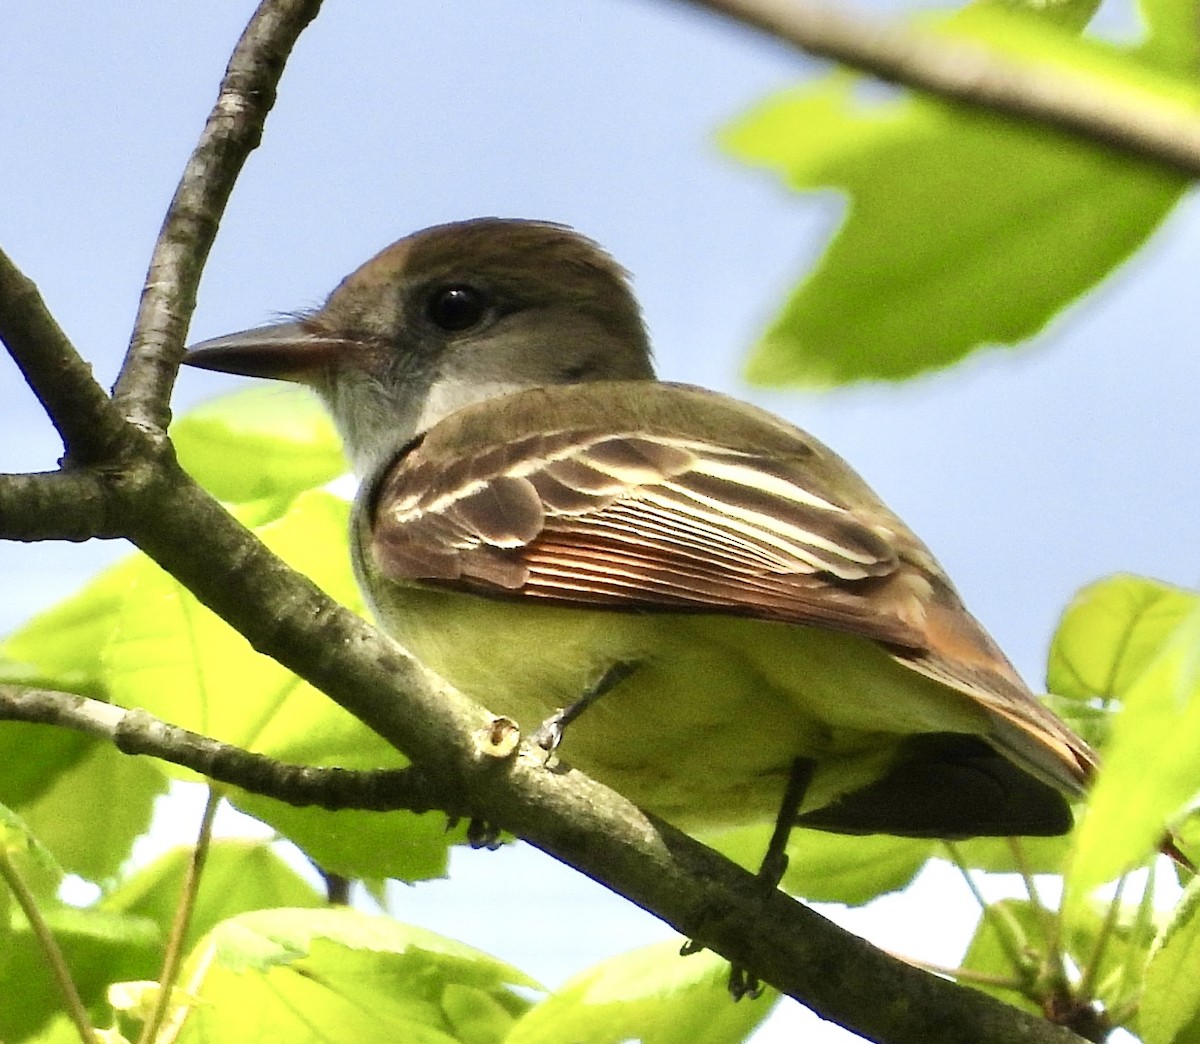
(184, 320), (355, 383)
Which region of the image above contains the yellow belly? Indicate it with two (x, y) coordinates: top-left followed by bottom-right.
(372, 586), (991, 833)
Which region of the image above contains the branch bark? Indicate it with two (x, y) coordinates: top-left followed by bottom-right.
(0, 685), (455, 815)
(683, 0), (1200, 176)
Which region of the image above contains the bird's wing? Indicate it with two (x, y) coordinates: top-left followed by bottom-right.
(366, 383), (1095, 790)
(371, 426), (928, 643)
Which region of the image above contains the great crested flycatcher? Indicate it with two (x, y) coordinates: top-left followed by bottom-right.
(185, 217), (1095, 845)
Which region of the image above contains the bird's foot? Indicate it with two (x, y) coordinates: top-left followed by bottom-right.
(466, 818), (504, 850)
(531, 661), (640, 757)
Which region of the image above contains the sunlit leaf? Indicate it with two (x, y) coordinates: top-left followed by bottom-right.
(15, 741), (165, 884)
(507, 939), (773, 1044)
(99, 492), (457, 881)
(172, 386), (345, 505)
(170, 908), (536, 1044)
(1059, 577), (1200, 906)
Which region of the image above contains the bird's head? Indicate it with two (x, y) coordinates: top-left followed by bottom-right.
(185, 217), (654, 475)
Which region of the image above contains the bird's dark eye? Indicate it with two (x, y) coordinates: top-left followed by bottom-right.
(426, 285), (489, 332)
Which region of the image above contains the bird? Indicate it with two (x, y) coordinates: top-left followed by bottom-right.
(184, 217), (1096, 865)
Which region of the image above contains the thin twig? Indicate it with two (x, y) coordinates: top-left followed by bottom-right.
(136, 788), (221, 1044)
(944, 842), (1033, 982)
(0, 686), (457, 816)
(114, 0), (325, 433)
(1077, 873), (1126, 1001)
(1009, 837), (1069, 993)
(681, 0), (1200, 176)
(1118, 862), (1158, 1013)
(0, 840), (97, 1043)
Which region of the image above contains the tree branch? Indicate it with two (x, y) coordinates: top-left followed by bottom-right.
(0, 685), (456, 816)
(0, 472), (121, 542)
(0, 247), (131, 464)
(682, 0), (1200, 176)
(113, 0), (325, 434)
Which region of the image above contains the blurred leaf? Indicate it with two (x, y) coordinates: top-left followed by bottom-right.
(1139, 0), (1200, 71)
(103, 839), (324, 953)
(0, 723), (94, 811)
(723, 8), (1192, 385)
(507, 939), (774, 1044)
(172, 386), (346, 505)
(171, 907), (536, 1044)
(1, 902), (160, 1042)
(1065, 893), (1154, 1018)
(975, 0), (1101, 32)
(960, 895), (1151, 1023)
(1143, 875), (1200, 1044)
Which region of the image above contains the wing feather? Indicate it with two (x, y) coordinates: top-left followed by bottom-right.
(365, 383), (1095, 793)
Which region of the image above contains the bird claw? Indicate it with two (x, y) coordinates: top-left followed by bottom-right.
(466, 818), (504, 850)
(531, 709), (567, 754)
(680, 939), (764, 1001)
(728, 966), (765, 1001)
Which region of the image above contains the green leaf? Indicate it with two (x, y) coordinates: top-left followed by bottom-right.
(949, 833), (1073, 875)
(507, 940), (774, 1044)
(14, 739), (165, 884)
(0, 802), (63, 898)
(1048, 574), (1199, 705)
(959, 899), (1042, 1013)
(171, 908), (536, 1044)
(960, 896), (1150, 1021)
(1065, 894), (1155, 1019)
(101, 492), (365, 755)
(100, 491), (456, 881)
(171, 386), (346, 505)
(1061, 577), (1200, 904)
(0, 723), (94, 810)
(1143, 875), (1200, 1044)
(228, 797), (460, 882)
(975, 0), (1101, 33)
(722, 9), (1191, 385)
(1, 554), (145, 698)
(1139, 0), (1200, 72)
(102, 839), (324, 952)
(1, 902), (160, 1042)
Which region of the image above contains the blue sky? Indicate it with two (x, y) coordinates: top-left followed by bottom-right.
(3, 2), (1198, 1039)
